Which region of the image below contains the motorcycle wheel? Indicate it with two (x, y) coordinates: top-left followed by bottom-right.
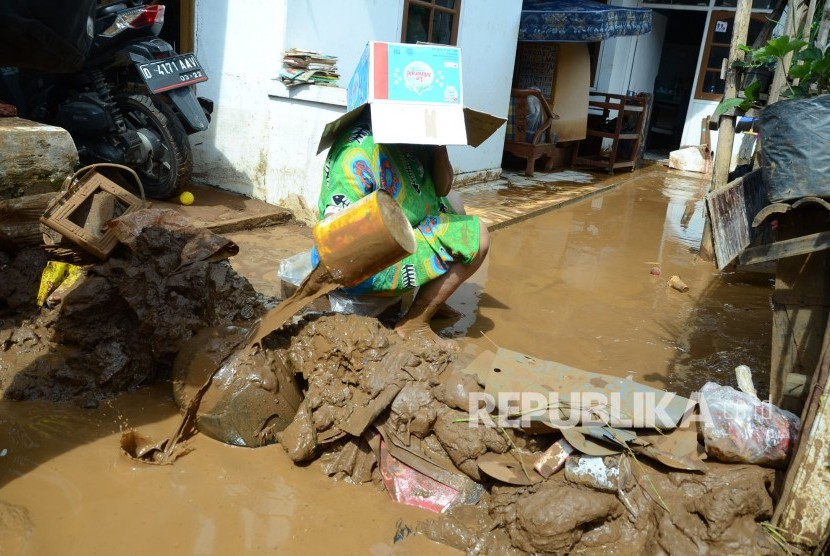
(114, 93), (192, 199)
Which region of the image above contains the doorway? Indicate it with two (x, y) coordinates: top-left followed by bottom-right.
(156, 0), (194, 53)
(645, 10), (707, 155)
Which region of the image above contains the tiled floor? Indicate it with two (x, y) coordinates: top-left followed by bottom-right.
(458, 164), (663, 230)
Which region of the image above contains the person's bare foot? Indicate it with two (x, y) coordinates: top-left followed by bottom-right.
(394, 320), (459, 352)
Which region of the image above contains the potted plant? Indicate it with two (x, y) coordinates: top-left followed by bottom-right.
(714, 33), (830, 202)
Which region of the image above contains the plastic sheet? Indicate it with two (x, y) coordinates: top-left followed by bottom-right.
(279, 250), (408, 317)
(700, 382), (800, 467)
(759, 94), (830, 202)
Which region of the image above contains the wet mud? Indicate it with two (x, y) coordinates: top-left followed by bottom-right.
(263, 312), (780, 555)
(0, 224), (265, 403)
(0, 167), (780, 554)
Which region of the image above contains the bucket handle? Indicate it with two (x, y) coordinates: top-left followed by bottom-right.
(61, 163), (146, 202)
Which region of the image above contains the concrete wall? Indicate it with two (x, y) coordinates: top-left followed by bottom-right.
(451, 0), (522, 178)
(191, 0), (520, 211)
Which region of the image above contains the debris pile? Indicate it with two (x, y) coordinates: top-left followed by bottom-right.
(0, 209), (266, 403)
(227, 312), (785, 554)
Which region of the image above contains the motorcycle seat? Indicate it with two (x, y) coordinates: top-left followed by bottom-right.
(96, 3), (129, 18)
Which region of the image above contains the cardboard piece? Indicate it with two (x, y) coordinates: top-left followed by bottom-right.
(317, 41), (504, 153)
(484, 348), (691, 429)
(560, 427), (623, 456)
(633, 427), (707, 472)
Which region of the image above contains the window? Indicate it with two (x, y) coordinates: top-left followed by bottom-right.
(695, 11), (766, 101)
(402, 0), (461, 46)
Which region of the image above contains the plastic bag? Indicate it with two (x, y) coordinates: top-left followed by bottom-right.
(276, 250), (313, 287)
(278, 251), (407, 317)
(700, 382), (800, 467)
(328, 291), (402, 317)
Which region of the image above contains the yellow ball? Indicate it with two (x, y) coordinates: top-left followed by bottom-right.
(179, 191), (194, 206)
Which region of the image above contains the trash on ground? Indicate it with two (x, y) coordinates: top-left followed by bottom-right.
(120, 429), (192, 465)
(483, 347), (692, 429)
(564, 455), (620, 492)
(36, 260), (84, 307)
(533, 438), (574, 478)
(700, 381), (800, 467)
(668, 145), (711, 173)
(378, 437), (461, 513)
(478, 451), (543, 485)
(40, 164), (147, 259)
(668, 275), (689, 292)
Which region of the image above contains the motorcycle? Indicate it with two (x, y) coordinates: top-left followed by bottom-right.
(0, 1), (212, 199)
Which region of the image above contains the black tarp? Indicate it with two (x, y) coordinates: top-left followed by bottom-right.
(760, 94), (830, 202)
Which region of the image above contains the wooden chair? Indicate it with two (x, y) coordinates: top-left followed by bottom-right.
(503, 88), (560, 177)
(571, 92), (647, 174)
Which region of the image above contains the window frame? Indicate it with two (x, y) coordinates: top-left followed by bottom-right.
(401, 0), (462, 46)
(694, 10), (767, 101)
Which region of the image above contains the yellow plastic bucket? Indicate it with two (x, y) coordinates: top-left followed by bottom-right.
(312, 190), (416, 287)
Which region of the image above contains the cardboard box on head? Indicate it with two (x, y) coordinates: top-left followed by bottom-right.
(317, 41), (505, 154)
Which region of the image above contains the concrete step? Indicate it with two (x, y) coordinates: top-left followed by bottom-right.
(151, 182), (294, 233)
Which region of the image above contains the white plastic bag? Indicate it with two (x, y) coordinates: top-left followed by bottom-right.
(700, 382), (800, 467)
(277, 251), (313, 287)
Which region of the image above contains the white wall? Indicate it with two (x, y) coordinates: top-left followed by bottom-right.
(451, 0), (522, 176)
(192, 0), (288, 200)
(191, 0), (521, 211)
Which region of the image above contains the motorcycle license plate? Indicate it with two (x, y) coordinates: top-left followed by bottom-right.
(137, 53), (207, 93)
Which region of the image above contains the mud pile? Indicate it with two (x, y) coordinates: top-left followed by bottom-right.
(273, 314), (780, 555)
(0, 225), (265, 403)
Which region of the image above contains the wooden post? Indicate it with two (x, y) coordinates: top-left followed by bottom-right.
(772, 318), (830, 548)
(699, 0), (754, 262)
(767, 0), (816, 104)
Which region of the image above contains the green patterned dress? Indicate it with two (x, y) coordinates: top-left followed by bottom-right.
(317, 117), (481, 295)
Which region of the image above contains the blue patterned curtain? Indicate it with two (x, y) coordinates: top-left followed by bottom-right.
(519, 0), (652, 42)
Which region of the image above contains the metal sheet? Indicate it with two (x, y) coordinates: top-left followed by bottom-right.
(483, 348), (691, 429)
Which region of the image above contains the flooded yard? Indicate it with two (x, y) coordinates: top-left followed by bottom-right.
(452, 167), (772, 398)
(0, 166), (775, 554)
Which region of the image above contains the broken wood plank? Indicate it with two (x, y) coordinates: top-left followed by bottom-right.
(705, 169), (767, 269)
(738, 230), (830, 266)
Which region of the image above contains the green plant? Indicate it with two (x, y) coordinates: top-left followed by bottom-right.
(714, 33), (830, 117)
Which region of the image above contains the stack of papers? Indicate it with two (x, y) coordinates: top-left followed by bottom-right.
(279, 48), (339, 87)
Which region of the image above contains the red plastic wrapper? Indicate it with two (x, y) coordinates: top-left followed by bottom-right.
(700, 382), (800, 467)
(378, 439), (460, 513)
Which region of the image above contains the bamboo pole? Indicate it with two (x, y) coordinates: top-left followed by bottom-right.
(699, 0), (754, 262)
(767, 0), (816, 104)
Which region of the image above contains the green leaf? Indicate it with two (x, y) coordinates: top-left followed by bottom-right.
(795, 46), (823, 62)
(789, 61), (813, 80)
(758, 36), (808, 58)
(743, 79), (762, 102)
(713, 97), (751, 118)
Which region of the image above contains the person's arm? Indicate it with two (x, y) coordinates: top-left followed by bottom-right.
(430, 145), (453, 197)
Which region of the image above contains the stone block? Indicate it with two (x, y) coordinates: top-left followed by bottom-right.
(0, 118), (78, 198)
(668, 145), (711, 174)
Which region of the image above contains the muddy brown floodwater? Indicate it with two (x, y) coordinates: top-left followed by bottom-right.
(0, 166), (774, 554)
(450, 167), (772, 399)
